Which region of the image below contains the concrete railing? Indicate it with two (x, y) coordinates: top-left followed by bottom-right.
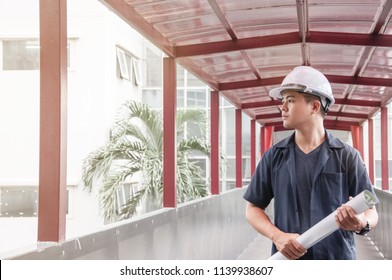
(8, 188), (258, 260)
(368, 188), (392, 260)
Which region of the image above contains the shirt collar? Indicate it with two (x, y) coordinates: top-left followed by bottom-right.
(275, 130), (345, 149)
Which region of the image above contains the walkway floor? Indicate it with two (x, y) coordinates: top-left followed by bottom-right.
(238, 234), (385, 260)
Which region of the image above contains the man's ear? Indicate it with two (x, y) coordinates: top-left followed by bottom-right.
(312, 100), (322, 113)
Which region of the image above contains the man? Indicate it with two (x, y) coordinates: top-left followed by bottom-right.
(243, 66), (378, 260)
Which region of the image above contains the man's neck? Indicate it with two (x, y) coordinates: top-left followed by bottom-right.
(294, 126), (326, 154)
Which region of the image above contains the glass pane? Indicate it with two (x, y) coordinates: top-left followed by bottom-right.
(187, 71), (205, 87)
(177, 65), (184, 87)
(0, 187), (38, 217)
(144, 47), (162, 87)
(3, 40), (40, 70)
(177, 89), (185, 107)
(186, 89), (206, 108)
(142, 89), (162, 108)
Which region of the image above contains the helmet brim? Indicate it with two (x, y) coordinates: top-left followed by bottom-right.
(269, 85), (335, 106)
(269, 84), (311, 100)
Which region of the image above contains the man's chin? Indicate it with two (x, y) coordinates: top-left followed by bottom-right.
(282, 122), (292, 129)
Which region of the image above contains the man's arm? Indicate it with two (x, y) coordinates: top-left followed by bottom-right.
(335, 204), (378, 233)
(245, 202), (307, 260)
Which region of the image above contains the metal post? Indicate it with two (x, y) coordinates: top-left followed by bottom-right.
(236, 109), (242, 188)
(38, 0), (68, 242)
(163, 57), (177, 207)
(368, 118), (375, 184)
(380, 107), (389, 191)
(210, 91), (220, 195)
(250, 119), (256, 175)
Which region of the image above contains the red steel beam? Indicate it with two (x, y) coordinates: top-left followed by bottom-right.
(326, 75), (392, 88)
(308, 31), (392, 48)
(175, 31), (392, 58)
(380, 107), (389, 190)
(267, 119), (360, 131)
(210, 91), (220, 195)
(38, 0), (68, 243)
(333, 98), (381, 107)
(264, 126), (274, 152)
(163, 57), (177, 207)
(175, 32), (301, 57)
(327, 111), (369, 119)
(255, 111), (369, 120)
(236, 109), (242, 188)
(256, 113), (281, 120)
(250, 119), (256, 175)
(368, 119), (375, 184)
(207, 0), (236, 40)
(373, 0), (392, 33)
(220, 75), (392, 92)
(245, 98), (380, 110)
(359, 125), (364, 160)
(260, 126), (265, 156)
(259, 126), (274, 154)
(242, 100), (281, 109)
(351, 126), (360, 155)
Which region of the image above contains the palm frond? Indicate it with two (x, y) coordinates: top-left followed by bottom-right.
(177, 137), (210, 156)
(81, 138), (144, 192)
(99, 164), (140, 222)
(118, 187), (148, 219)
(176, 108), (206, 136)
(113, 100), (163, 152)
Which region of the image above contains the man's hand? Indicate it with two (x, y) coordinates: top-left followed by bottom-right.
(272, 232), (307, 260)
(335, 203), (366, 232)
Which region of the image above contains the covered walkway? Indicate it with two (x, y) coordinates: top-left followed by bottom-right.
(3, 0), (392, 260)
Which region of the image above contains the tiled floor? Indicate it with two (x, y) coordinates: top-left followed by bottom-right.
(238, 234), (385, 260)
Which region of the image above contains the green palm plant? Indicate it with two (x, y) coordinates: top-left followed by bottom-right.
(82, 100), (213, 223)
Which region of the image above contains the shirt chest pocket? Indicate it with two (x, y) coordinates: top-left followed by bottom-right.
(316, 172), (348, 209)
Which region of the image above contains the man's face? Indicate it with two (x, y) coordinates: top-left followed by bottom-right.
(280, 90), (314, 129)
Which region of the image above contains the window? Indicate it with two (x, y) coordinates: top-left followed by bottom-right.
(143, 45), (162, 87)
(0, 187), (38, 217)
(116, 46), (142, 85)
(2, 39), (71, 70)
(116, 48), (130, 80)
(3, 40), (40, 70)
(133, 58), (142, 86)
(0, 186), (72, 218)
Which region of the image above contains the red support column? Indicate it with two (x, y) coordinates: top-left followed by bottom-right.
(236, 109), (242, 188)
(368, 119), (375, 185)
(210, 91), (220, 195)
(250, 119), (256, 175)
(380, 107), (389, 191)
(38, 0), (68, 242)
(163, 57), (177, 207)
(359, 125), (364, 159)
(264, 126), (274, 151)
(351, 125), (360, 152)
(260, 126), (265, 156)
(260, 126), (274, 157)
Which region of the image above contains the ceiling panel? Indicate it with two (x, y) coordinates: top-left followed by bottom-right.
(104, 0), (392, 129)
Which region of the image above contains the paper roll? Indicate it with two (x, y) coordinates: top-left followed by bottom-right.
(268, 190), (379, 260)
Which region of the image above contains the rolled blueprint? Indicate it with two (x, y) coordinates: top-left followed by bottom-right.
(268, 190), (379, 260)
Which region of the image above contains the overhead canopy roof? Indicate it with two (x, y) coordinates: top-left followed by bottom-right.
(102, 0), (392, 131)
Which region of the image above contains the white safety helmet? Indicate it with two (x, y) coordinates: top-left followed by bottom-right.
(269, 66), (335, 112)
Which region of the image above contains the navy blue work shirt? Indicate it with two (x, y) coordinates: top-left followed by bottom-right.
(243, 130), (376, 260)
